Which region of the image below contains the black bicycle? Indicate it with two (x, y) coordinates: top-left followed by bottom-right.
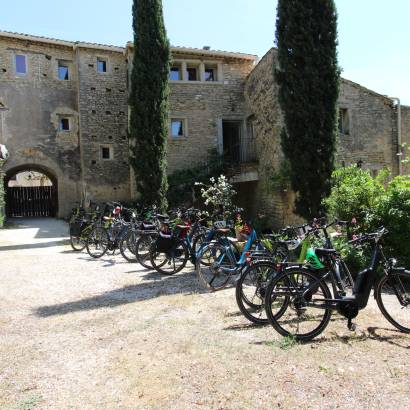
(264, 227), (410, 341)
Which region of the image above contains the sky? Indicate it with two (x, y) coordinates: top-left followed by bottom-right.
(0, 0), (409, 104)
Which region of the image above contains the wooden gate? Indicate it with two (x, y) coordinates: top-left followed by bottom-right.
(6, 186), (57, 217)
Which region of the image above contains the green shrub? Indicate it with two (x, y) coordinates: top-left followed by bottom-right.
(325, 167), (410, 267)
(324, 166), (384, 228)
(373, 175), (410, 266)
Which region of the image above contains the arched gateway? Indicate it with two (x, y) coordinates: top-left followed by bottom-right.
(4, 164), (58, 217)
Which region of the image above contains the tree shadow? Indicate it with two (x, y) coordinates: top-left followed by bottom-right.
(0, 239), (69, 251)
(34, 270), (206, 318)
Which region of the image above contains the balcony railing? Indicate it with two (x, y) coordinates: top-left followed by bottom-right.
(224, 136), (257, 165)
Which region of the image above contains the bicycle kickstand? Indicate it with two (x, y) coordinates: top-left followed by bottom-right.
(347, 318), (356, 331)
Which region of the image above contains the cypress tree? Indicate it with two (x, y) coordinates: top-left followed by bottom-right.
(276, 0), (340, 219)
(129, 0), (170, 210)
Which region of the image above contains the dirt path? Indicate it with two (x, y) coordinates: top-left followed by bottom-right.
(1, 219), (409, 409)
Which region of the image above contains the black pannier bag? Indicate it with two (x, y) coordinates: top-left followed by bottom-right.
(69, 219), (87, 236)
(154, 232), (175, 253)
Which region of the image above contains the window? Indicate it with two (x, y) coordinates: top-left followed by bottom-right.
(97, 58), (107, 73)
(170, 64), (182, 81)
(338, 108), (350, 135)
(59, 118), (70, 131)
(101, 145), (113, 160)
(186, 64), (199, 81)
(15, 54), (27, 75)
(204, 64), (217, 82)
(171, 119), (185, 138)
(58, 61), (69, 80)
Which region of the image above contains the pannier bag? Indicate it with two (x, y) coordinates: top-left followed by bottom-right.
(70, 219), (87, 236)
(154, 231), (175, 254)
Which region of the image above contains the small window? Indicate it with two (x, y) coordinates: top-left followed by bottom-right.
(15, 54), (27, 75)
(97, 58), (107, 73)
(101, 145), (113, 160)
(186, 65), (198, 81)
(170, 64), (182, 81)
(339, 108), (350, 135)
(171, 119), (185, 138)
(204, 64), (217, 82)
(59, 118), (70, 131)
(58, 61), (69, 80)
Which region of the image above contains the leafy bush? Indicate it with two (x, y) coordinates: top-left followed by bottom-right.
(167, 149), (225, 208)
(325, 166), (410, 267)
(373, 175), (410, 265)
(324, 166), (383, 228)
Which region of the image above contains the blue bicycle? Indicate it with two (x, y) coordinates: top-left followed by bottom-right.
(196, 228), (264, 291)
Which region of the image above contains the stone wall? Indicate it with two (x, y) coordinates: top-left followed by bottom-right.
(76, 46), (130, 204)
(244, 49), (301, 227)
(244, 47), (401, 226)
(0, 35), (81, 217)
(337, 80), (398, 176)
(401, 105), (410, 174)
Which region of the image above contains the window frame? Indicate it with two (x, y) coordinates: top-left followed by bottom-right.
(169, 63), (182, 81)
(204, 63), (218, 82)
(338, 107), (350, 135)
(57, 60), (70, 81)
(170, 118), (187, 139)
(15, 54), (28, 76)
(100, 144), (114, 160)
(97, 57), (108, 73)
(59, 117), (71, 132)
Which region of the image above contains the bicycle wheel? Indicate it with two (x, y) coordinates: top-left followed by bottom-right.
(120, 230), (139, 262)
(196, 242), (236, 291)
(70, 234), (86, 251)
(236, 261), (279, 324)
(86, 226), (109, 258)
(375, 270), (410, 333)
(265, 267), (332, 342)
(150, 239), (189, 275)
(135, 234), (156, 269)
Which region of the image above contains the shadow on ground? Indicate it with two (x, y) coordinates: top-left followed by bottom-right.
(0, 239), (69, 251)
(34, 270), (207, 317)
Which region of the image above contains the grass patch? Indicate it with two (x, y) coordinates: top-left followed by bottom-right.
(279, 334), (299, 350)
(5, 394), (43, 410)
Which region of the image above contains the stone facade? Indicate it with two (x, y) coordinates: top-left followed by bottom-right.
(0, 34), (81, 217)
(244, 48), (408, 226)
(1, 31), (409, 223)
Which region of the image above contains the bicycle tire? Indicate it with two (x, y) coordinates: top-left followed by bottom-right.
(236, 261), (279, 325)
(150, 239), (189, 275)
(196, 242), (236, 291)
(86, 226), (109, 258)
(375, 269), (410, 333)
(265, 267), (332, 342)
(120, 230), (139, 262)
(135, 234), (156, 269)
(70, 234), (86, 251)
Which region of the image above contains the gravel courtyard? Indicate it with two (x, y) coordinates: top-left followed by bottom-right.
(1, 218), (409, 410)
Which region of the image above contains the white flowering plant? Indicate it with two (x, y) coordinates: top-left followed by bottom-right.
(195, 175), (241, 219)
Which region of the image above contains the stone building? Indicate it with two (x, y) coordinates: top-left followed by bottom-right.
(0, 31), (408, 223)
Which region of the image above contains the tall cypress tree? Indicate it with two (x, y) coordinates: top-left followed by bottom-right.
(276, 0), (340, 219)
(129, 0), (170, 210)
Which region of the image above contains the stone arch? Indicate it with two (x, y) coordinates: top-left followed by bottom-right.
(4, 163), (58, 217)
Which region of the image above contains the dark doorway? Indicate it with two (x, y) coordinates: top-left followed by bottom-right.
(5, 167), (58, 217)
(222, 120), (241, 163)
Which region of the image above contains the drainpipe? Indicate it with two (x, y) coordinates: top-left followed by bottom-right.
(390, 97), (402, 176)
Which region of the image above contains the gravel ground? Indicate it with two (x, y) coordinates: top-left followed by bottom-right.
(0, 218), (409, 410)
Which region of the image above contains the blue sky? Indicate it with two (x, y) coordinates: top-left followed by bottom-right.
(1, 0), (409, 104)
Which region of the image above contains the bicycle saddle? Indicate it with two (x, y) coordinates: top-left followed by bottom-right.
(216, 228), (231, 234)
(315, 248), (337, 257)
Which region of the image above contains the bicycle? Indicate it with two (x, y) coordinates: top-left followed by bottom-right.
(264, 227), (410, 342)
